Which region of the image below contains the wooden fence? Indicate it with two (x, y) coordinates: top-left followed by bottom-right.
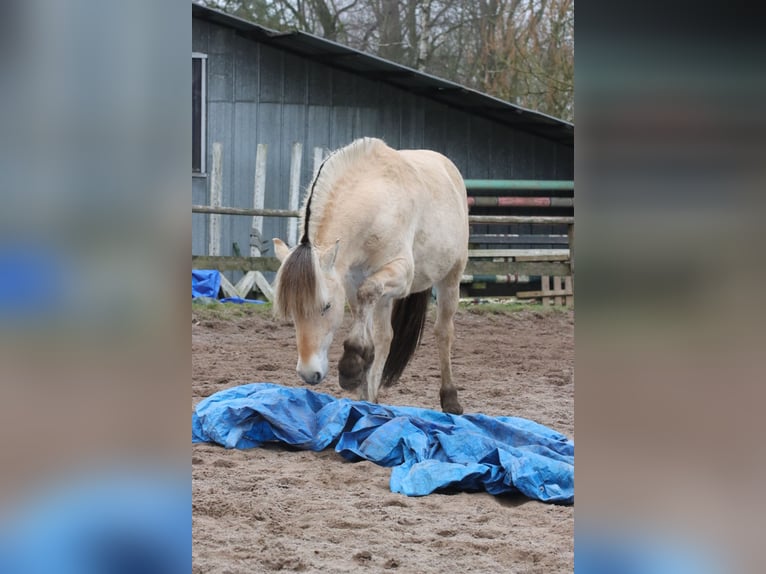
(192, 143), (574, 305)
(462, 178), (574, 305)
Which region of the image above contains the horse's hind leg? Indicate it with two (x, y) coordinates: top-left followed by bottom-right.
(434, 274), (463, 415)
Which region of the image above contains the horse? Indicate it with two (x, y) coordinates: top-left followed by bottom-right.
(272, 137), (468, 414)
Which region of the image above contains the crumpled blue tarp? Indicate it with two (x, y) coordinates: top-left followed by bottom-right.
(192, 269), (220, 299)
(192, 383), (574, 503)
(192, 270), (265, 304)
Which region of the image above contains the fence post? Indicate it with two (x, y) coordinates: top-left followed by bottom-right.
(250, 143), (268, 256)
(208, 142), (222, 256)
(233, 143), (274, 302)
(288, 142), (303, 247)
(567, 223), (575, 275)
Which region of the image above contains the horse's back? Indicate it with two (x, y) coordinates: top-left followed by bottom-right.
(395, 148), (469, 287)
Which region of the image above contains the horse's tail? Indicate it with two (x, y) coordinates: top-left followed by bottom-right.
(381, 289), (430, 387)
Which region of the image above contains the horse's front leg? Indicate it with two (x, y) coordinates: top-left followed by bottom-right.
(337, 304), (374, 393)
(338, 260), (411, 401)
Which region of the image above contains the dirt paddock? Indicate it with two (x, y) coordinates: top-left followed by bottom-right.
(192, 303), (574, 573)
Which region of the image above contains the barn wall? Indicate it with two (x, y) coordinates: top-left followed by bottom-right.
(193, 17), (573, 258)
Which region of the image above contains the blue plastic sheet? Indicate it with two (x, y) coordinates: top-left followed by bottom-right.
(192, 383), (574, 502)
(220, 297), (266, 304)
(192, 270), (220, 299)
(192, 270), (265, 304)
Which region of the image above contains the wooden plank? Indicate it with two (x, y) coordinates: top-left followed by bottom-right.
(564, 275), (574, 306)
(287, 142), (303, 247)
(250, 143), (267, 256)
(464, 260), (571, 277)
(208, 142), (223, 256)
(469, 215), (574, 225)
(218, 273), (239, 299)
(192, 255), (282, 272)
(554, 276), (563, 305)
(192, 205), (299, 217)
(233, 269), (275, 301)
(253, 271), (274, 302)
(540, 275), (551, 306)
(468, 249), (570, 259)
(464, 179), (574, 191)
(461, 274), (531, 284)
(513, 253), (570, 262)
(517, 289), (573, 299)
(234, 271), (258, 298)
(469, 234), (569, 245)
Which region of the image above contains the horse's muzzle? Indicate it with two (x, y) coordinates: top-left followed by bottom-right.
(299, 369), (324, 385)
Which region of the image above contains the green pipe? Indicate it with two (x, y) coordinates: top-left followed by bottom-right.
(464, 180), (574, 191)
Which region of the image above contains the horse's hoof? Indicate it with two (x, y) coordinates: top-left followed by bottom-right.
(440, 389), (463, 415)
(338, 340), (373, 391)
(442, 402), (463, 415)
(338, 370), (363, 391)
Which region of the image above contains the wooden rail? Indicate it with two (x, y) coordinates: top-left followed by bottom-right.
(192, 205), (573, 226)
(464, 180), (573, 191)
(469, 215), (573, 225)
(467, 196), (573, 208)
(192, 205), (299, 217)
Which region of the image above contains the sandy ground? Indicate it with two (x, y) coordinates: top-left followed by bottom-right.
(192, 304), (574, 573)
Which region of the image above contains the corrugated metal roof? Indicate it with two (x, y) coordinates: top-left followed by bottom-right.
(193, 3), (573, 147)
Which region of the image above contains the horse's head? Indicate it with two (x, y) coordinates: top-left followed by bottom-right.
(273, 238), (345, 385)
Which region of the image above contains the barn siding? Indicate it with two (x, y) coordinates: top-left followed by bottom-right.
(193, 17), (573, 259)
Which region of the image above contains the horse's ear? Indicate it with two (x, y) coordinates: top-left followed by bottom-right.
(273, 238), (290, 262)
(322, 239), (340, 272)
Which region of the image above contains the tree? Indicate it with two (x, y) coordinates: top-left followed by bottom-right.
(200, 0), (574, 121)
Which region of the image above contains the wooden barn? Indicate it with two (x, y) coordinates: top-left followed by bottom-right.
(192, 3), (574, 301)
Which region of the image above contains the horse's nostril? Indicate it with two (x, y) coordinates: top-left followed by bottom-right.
(299, 369), (323, 385)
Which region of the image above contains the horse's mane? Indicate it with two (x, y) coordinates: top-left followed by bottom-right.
(274, 137), (386, 319)
(301, 137), (386, 243)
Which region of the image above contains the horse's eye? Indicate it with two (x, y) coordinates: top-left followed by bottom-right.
(321, 302), (332, 315)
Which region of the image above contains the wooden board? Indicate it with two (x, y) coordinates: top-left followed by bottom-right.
(469, 234), (569, 245)
(516, 289), (573, 298)
(192, 255), (282, 272)
(469, 215), (574, 225)
(464, 260), (572, 277)
(564, 276), (574, 306)
(468, 249), (570, 259)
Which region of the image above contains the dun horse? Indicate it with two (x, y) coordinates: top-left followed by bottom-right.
(272, 137), (468, 414)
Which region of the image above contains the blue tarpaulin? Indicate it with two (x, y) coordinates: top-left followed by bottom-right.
(192, 383), (574, 502)
(192, 270), (265, 304)
(192, 270), (220, 299)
